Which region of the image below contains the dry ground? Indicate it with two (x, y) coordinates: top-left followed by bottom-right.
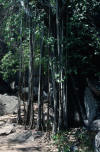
(0, 94), (57, 152)
(0, 114), (57, 152)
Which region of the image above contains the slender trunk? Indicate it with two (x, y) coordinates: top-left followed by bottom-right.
(25, 16), (34, 129)
(22, 69), (26, 124)
(56, 0), (63, 130)
(56, 0), (60, 56)
(58, 19), (64, 130)
(51, 45), (58, 134)
(52, 73), (58, 134)
(17, 14), (23, 124)
(47, 76), (50, 130)
(63, 79), (68, 128)
(37, 28), (44, 130)
(47, 6), (51, 131)
(63, 7), (68, 129)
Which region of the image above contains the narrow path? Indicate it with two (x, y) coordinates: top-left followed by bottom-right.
(0, 94), (57, 152)
(0, 114), (57, 152)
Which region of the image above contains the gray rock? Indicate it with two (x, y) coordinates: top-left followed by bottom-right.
(0, 121), (5, 127)
(70, 145), (78, 152)
(90, 120), (100, 131)
(84, 87), (97, 124)
(0, 123), (15, 135)
(95, 132), (100, 152)
(84, 119), (89, 127)
(8, 130), (32, 143)
(0, 94), (18, 115)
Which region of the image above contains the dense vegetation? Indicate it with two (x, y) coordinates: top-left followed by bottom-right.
(0, 0), (100, 141)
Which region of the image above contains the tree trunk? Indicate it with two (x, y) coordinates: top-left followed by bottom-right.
(51, 46), (58, 134)
(25, 16), (34, 129)
(47, 6), (51, 131)
(17, 13), (23, 124)
(37, 28), (44, 130)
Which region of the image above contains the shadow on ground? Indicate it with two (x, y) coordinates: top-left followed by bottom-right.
(17, 146), (41, 152)
(8, 130), (44, 143)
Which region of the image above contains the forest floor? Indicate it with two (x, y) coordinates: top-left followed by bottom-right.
(53, 127), (94, 152)
(0, 94), (57, 152)
(0, 114), (57, 152)
(0, 94), (94, 152)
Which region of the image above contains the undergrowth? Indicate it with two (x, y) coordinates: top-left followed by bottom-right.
(52, 128), (94, 152)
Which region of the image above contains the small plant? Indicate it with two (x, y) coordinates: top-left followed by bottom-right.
(52, 132), (70, 152)
(52, 128), (94, 152)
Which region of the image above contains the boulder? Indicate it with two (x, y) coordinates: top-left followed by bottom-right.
(0, 121), (5, 126)
(0, 94), (18, 115)
(0, 123), (15, 135)
(84, 119), (100, 132)
(84, 87), (97, 125)
(84, 79), (100, 126)
(90, 120), (100, 131)
(95, 132), (100, 152)
(8, 130), (32, 143)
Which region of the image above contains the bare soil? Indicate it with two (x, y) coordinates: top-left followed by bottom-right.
(0, 114), (58, 152)
(0, 94), (57, 152)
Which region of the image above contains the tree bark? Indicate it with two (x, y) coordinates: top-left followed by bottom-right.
(17, 12), (23, 124)
(37, 28), (44, 130)
(25, 16), (34, 129)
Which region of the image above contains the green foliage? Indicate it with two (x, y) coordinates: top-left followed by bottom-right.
(52, 128), (94, 152)
(0, 0), (99, 81)
(52, 133), (70, 152)
(65, 0), (100, 77)
(0, 0), (100, 82)
(0, 51), (18, 80)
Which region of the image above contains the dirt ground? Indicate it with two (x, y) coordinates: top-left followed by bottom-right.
(0, 114), (57, 152)
(0, 94), (57, 152)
